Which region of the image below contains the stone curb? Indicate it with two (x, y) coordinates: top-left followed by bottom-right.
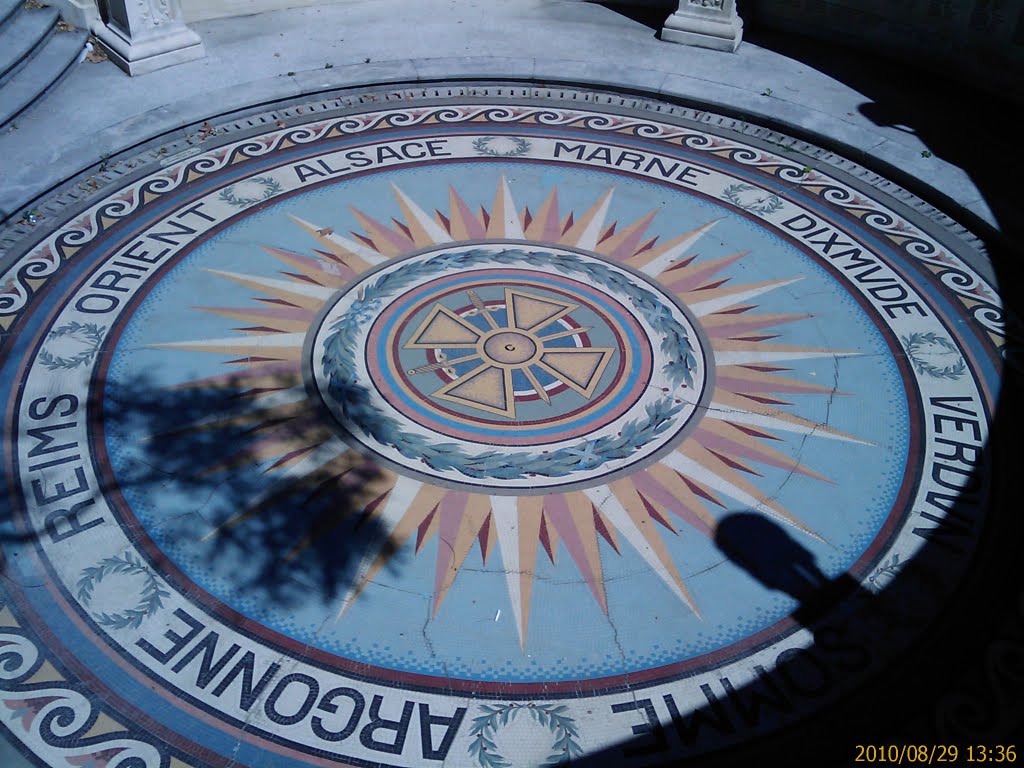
(0, 55), (989, 239)
(0, 75), (1001, 298)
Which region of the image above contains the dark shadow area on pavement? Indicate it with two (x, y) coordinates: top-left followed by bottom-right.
(743, 23), (1024, 260)
(565, 350), (1023, 766)
(556, 35), (1024, 757)
(587, 1), (676, 31)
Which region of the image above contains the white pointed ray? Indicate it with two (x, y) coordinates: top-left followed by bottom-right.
(574, 190), (613, 250)
(641, 219), (719, 277)
(661, 452), (825, 541)
(713, 349), (860, 366)
(199, 437), (348, 541)
(584, 485), (698, 614)
(491, 495), (525, 646)
(240, 385), (316, 408)
(392, 184), (454, 244)
(703, 402), (873, 445)
(336, 474), (423, 616)
(289, 215), (387, 266)
(149, 332), (307, 350)
(204, 269), (336, 300)
(688, 278), (803, 317)
(500, 176), (525, 239)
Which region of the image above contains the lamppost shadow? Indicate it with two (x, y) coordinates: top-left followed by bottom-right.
(568, 395), (1023, 766)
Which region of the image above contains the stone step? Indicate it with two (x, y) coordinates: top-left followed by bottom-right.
(0, 7), (59, 82)
(0, 0), (22, 26)
(0, 27), (88, 128)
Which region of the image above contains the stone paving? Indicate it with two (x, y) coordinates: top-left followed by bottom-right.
(0, 6), (1021, 768)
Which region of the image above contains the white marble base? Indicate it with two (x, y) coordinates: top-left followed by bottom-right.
(94, 23), (204, 76)
(662, 3), (743, 53)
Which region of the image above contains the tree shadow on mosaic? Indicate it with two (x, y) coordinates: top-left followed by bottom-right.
(568, 392), (1024, 768)
(0, 368), (406, 613)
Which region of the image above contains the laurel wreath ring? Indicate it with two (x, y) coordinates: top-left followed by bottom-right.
(902, 331), (966, 380)
(76, 552), (170, 630)
(218, 176), (283, 207)
(38, 322), (106, 370)
(322, 248), (697, 480)
(468, 703), (583, 767)
(722, 183), (784, 215)
(472, 136), (531, 157)
(867, 554), (903, 591)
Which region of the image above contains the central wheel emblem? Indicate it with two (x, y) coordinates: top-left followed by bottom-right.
(403, 288), (615, 419)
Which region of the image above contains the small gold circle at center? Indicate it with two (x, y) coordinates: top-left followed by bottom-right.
(482, 331), (538, 366)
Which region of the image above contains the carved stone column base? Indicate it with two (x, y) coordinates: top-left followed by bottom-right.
(95, 23), (204, 75)
(94, 0), (205, 76)
(662, 2), (743, 53)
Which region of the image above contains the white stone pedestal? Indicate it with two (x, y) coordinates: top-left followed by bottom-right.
(95, 0), (205, 76)
(662, 0), (743, 53)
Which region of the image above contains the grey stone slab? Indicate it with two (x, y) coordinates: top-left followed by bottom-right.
(532, 58), (668, 94)
(658, 71), (783, 118)
(288, 59), (420, 93)
(412, 56), (536, 84)
(867, 137), (993, 225)
(90, 76), (301, 148)
(966, 198), (998, 230)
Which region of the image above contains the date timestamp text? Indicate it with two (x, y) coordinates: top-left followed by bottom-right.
(855, 745), (1016, 764)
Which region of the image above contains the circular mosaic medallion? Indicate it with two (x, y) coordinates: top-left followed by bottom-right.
(310, 243), (708, 490)
(0, 86), (1004, 768)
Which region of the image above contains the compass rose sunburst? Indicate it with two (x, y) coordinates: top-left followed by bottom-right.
(154, 176), (864, 646)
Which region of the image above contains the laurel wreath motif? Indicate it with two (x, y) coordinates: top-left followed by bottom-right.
(218, 176), (283, 208)
(722, 183), (783, 215)
(322, 248), (695, 479)
(867, 553), (902, 591)
(901, 332), (966, 380)
(468, 703), (583, 767)
(472, 136), (531, 157)
(76, 552), (170, 630)
(38, 322), (106, 370)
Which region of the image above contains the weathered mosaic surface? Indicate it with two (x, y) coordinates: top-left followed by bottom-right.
(0, 89), (1003, 767)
